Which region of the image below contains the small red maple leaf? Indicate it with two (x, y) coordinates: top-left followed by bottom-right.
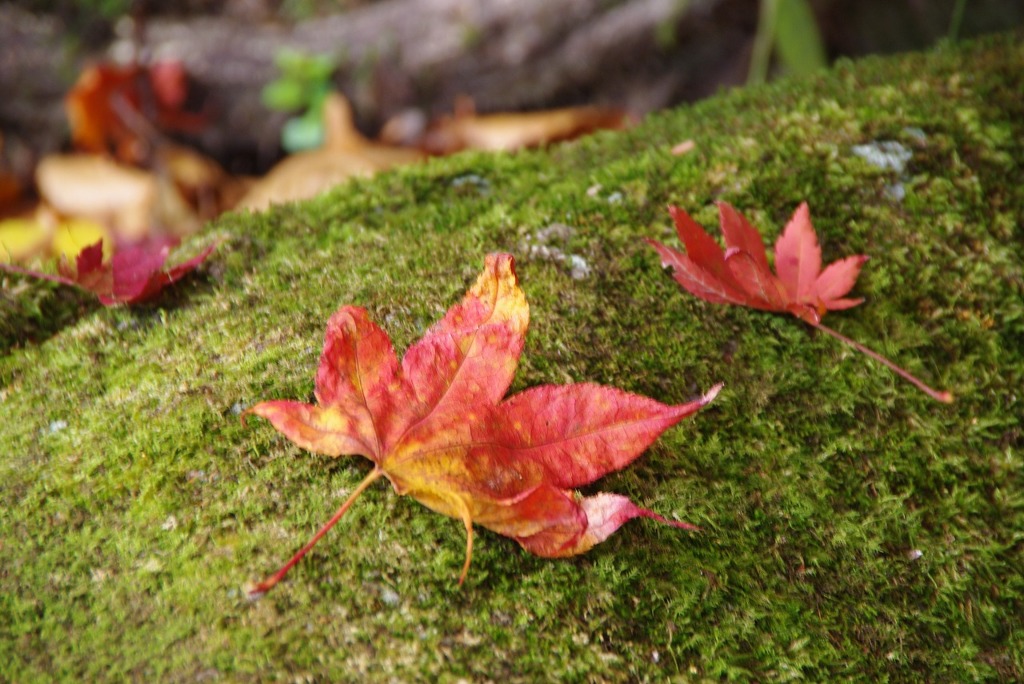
(1, 237), (216, 306)
(646, 202), (952, 402)
(245, 253), (720, 594)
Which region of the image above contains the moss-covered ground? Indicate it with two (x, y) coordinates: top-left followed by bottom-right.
(2, 33), (1023, 682)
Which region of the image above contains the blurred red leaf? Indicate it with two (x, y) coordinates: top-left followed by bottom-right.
(245, 253), (720, 594)
(66, 62), (208, 163)
(0, 237), (216, 306)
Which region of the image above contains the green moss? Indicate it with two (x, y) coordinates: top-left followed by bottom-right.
(2, 33), (1023, 681)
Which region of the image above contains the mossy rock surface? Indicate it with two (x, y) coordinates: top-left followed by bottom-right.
(2, 34), (1023, 682)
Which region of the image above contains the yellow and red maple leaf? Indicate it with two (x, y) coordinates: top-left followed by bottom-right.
(246, 253), (720, 594)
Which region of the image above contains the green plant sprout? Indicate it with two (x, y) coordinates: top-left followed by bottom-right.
(261, 49), (338, 152)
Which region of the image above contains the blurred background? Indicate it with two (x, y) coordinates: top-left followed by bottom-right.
(1, 0), (1021, 275)
(3, 0), (1021, 177)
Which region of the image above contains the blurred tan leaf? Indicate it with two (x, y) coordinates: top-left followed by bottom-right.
(37, 154), (156, 240)
(36, 154), (198, 240)
(157, 144), (228, 220)
(419, 98), (629, 154)
(159, 144), (224, 192)
(238, 93), (422, 212)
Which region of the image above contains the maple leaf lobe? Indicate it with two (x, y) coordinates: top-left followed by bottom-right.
(773, 202), (821, 302)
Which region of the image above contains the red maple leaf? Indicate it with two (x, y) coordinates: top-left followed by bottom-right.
(0, 237), (216, 306)
(245, 253), (720, 594)
(646, 202), (952, 402)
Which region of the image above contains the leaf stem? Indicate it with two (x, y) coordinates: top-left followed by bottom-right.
(810, 321), (953, 403)
(0, 262), (78, 288)
(247, 467), (384, 598)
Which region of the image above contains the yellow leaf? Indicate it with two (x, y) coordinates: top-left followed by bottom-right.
(0, 218), (50, 264)
(51, 219), (112, 262)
